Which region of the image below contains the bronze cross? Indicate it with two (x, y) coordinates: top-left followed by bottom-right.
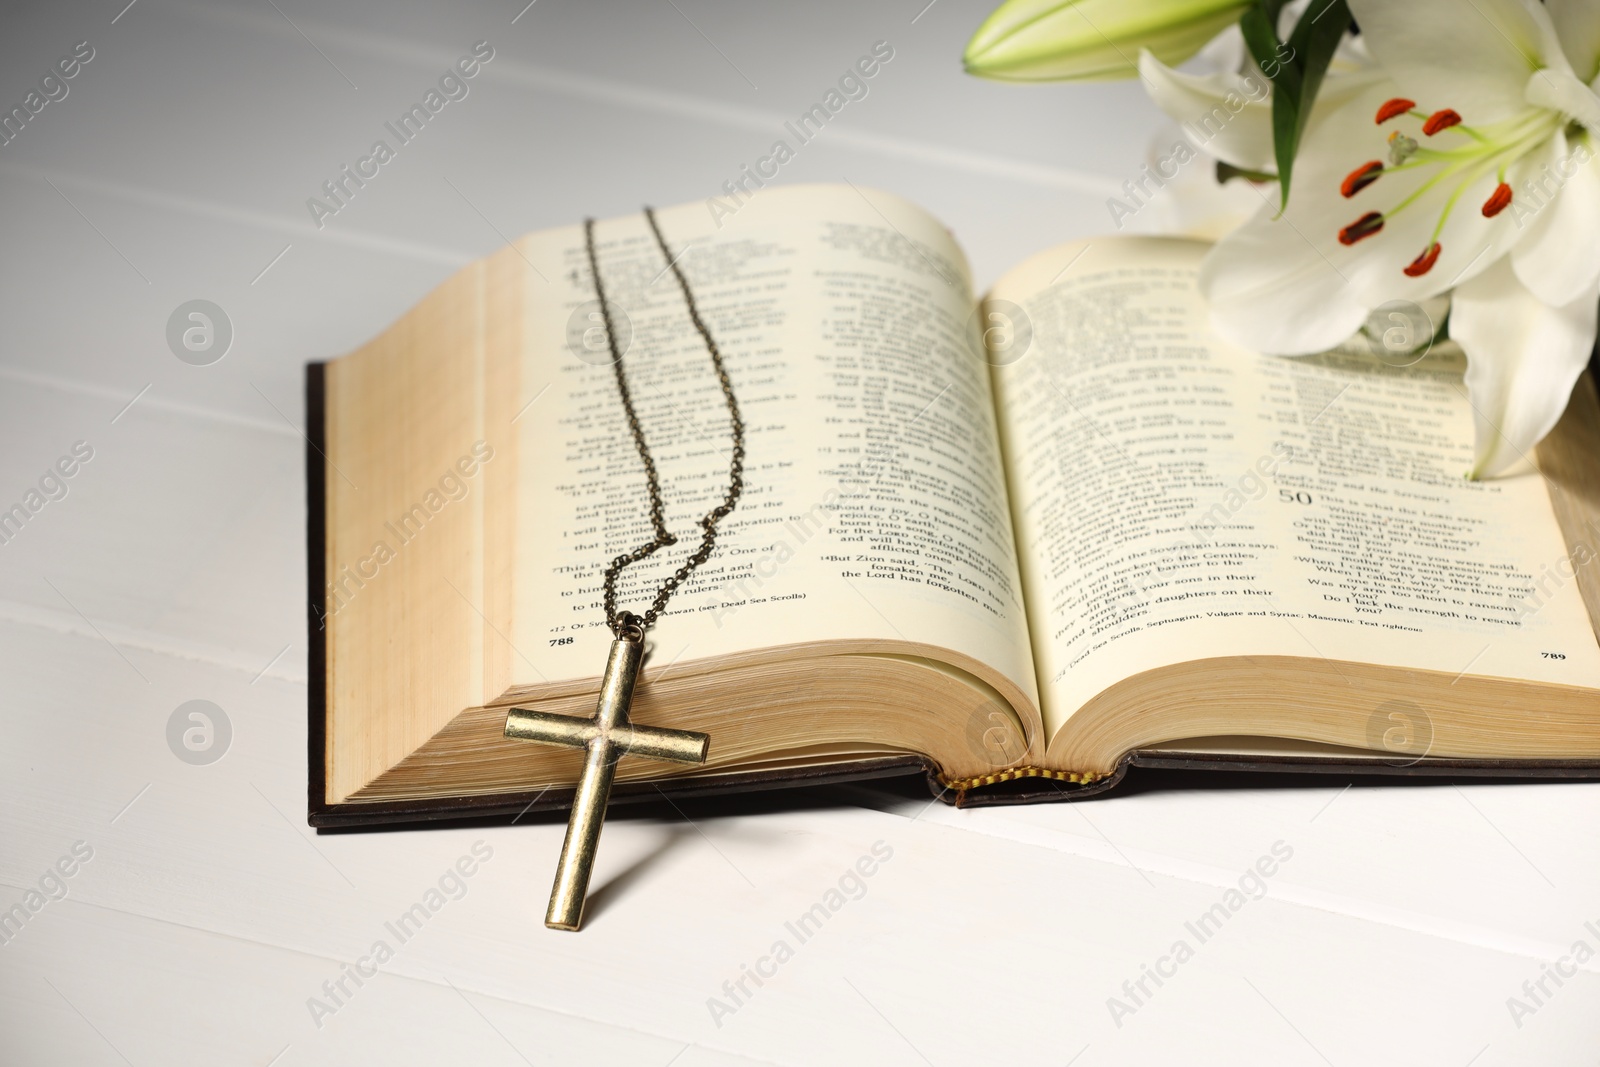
(504, 634), (709, 930)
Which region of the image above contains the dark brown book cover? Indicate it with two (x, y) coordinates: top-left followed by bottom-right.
(305, 361), (1600, 831)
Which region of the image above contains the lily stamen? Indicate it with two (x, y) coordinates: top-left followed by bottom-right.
(1375, 98), (1416, 123)
(1481, 182), (1512, 217)
(1339, 212), (1385, 245)
(1422, 109), (1463, 135)
(1341, 161), (1384, 197)
(1404, 242), (1442, 276)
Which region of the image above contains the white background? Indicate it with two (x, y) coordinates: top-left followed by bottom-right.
(1, 1), (1596, 1064)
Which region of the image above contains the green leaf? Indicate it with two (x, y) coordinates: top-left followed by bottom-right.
(1242, 0), (1351, 211)
(1238, 13), (1275, 69)
(1238, 0), (1288, 72)
(1278, 0), (1351, 206)
(1216, 160), (1276, 184)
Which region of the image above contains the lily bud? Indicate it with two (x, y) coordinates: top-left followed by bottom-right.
(964, 0), (1251, 82)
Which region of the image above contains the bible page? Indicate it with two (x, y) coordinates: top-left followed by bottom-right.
(988, 237), (1600, 741)
(509, 185), (1037, 713)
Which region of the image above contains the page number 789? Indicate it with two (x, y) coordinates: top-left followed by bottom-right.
(1542, 651), (1566, 659)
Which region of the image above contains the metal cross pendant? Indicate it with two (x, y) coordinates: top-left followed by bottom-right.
(504, 634), (709, 930)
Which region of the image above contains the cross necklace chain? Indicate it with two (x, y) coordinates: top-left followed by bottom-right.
(597, 208), (747, 640)
(504, 207), (745, 930)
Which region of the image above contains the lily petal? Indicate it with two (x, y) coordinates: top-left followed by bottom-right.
(1512, 128), (1600, 306)
(1524, 66), (1600, 132)
(1451, 256), (1598, 477)
(1548, 0), (1600, 83)
(1331, 26), (1372, 72)
(1190, 22), (1248, 76)
(1199, 202), (1372, 354)
(1135, 150), (1278, 239)
(1138, 51), (1275, 172)
(1347, 0), (1568, 123)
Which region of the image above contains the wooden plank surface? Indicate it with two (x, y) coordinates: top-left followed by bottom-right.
(2, 1), (1597, 1064)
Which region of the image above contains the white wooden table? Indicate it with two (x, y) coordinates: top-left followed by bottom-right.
(2, 2), (1596, 1064)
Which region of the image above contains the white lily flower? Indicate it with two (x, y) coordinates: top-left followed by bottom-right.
(1195, 0), (1600, 477)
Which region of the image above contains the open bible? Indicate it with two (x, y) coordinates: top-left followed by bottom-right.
(306, 184), (1600, 827)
